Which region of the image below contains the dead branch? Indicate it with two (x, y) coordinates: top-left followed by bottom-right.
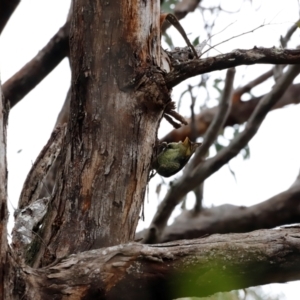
(16, 228), (300, 299)
(2, 21), (70, 108)
(165, 47), (300, 88)
(17, 125), (66, 210)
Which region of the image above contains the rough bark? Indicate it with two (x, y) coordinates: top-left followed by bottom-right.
(19, 0), (170, 268)
(166, 47), (300, 88)
(13, 228), (300, 299)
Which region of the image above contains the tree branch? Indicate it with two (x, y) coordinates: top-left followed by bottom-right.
(0, 0), (20, 34)
(145, 63), (300, 243)
(18, 228), (300, 299)
(280, 20), (300, 48)
(234, 68), (273, 99)
(162, 82), (300, 143)
(17, 125), (65, 210)
(165, 47), (300, 88)
(189, 67), (235, 168)
(2, 21), (70, 108)
(157, 173), (300, 242)
(161, 0), (202, 32)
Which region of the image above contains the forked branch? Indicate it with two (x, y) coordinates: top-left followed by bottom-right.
(145, 63), (300, 243)
(165, 47), (300, 88)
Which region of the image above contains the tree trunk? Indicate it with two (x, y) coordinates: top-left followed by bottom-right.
(21, 0), (171, 267)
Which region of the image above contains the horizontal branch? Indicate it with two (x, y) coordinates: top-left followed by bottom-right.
(2, 21), (70, 108)
(165, 47), (300, 88)
(20, 228), (300, 299)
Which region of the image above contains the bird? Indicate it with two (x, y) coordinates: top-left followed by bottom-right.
(152, 137), (201, 177)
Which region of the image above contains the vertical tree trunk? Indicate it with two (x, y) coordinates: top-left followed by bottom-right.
(26, 0), (171, 267)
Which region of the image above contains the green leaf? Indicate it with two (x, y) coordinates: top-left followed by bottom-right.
(192, 36), (200, 46)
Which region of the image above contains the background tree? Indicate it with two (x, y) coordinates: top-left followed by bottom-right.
(1, 0), (300, 299)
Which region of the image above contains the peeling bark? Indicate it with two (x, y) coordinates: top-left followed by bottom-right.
(22, 0), (169, 268)
(14, 228), (300, 299)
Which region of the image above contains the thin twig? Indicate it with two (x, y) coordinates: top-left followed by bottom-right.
(201, 23), (266, 57)
(187, 85), (197, 140)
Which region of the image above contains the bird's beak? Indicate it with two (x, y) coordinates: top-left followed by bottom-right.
(182, 137), (201, 154)
(182, 136), (191, 147)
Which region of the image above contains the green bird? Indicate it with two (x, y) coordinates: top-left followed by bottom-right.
(152, 137), (201, 177)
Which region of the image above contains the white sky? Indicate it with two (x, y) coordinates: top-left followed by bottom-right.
(1, 0), (300, 299)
